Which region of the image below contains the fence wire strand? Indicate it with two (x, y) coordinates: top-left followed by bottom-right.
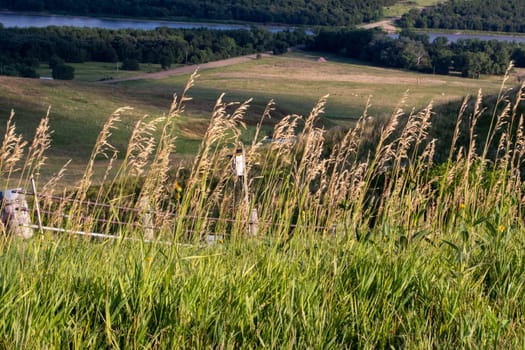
(20, 190), (338, 240)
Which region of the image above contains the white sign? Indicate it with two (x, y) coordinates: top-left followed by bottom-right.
(235, 153), (245, 177)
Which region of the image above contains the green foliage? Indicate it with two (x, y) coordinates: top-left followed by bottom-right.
(0, 0), (397, 26)
(0, 63), (39, 78)
(121, 58), (140, 71)
(399, 0), (525, 33)
(48, 55), (64, 69)
(1, 228), (525, 348)
(0, 26), (306, 79)
(1, 63), (525, 348)
(311, 28), (525, 77)
(52, 64), (75, 80)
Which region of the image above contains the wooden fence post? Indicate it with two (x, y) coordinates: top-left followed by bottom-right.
(31, 175), (44, 235)
(249, 208), (258, 236)
(234, 144), (257, 236)
(0, 188), (33, 239)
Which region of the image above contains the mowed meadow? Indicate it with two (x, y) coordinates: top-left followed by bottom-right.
(0, 52), (508, 181)
(2, 52), (525, 348)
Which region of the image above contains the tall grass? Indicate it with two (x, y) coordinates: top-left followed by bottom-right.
(1, 65), (525, 347)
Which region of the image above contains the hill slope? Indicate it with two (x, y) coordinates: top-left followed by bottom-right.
(0, 52), (510, 181)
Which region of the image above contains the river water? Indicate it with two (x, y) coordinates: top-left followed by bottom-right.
(389, 32), (525, 44)
(2, 12), (525, 44)
(426, 32), (525, 44)
(0, 11), (286, 31)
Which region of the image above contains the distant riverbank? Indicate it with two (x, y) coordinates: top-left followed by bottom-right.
(0, 11), (291, 32)
(2, 11), (525, 44)
(424, 31), (525, 43)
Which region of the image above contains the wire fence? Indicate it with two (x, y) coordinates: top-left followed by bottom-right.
(10, 188), (339, 243)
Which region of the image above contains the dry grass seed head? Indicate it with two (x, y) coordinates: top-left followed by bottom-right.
(140, 130), (176, 208)
(75, 107), (125, 204)
(420, 138), (437, 167)
(0, 111), (27, 177)
(22, 108), (52, 179)
(449, 95), (470, 160)
(298, 128), (326, 183)
(513, 115), (525, 167)
(125, 116), (163, 177)
(304, 94), (329, 134)
(251, 99), (274, 148)
(512, 82), (525, 120)
(168, 70), (199, 119)
(373, 92), (409, 170)
(41, 159), (71, 195)
(467, 89), (486, 164)
(496, 132), (510, 166)
(199, 95), (249, 159)
(415, 102), (433, 147)
(395, 108), (420, 162)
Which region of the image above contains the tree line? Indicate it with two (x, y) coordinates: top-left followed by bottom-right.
(398, 0), (525, 33)
(311, 28), (525, 78)
(3, 24), (525, 81)
(0, 25), (309, 79)
(0, 0), (396, 26)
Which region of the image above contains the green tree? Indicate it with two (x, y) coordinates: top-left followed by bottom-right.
(398, 39), (431, 71)
(121, 58), (140, 70)
(159, 54), (173, 69)
(49, 55), (64, 69)
(52, 64), (75, 80)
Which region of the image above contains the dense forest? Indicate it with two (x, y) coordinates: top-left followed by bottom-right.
(311, 29), (525, 78)
(0, 26), (309, 78)
(399, 0), (525, 33)
(0, 0), (397, 26)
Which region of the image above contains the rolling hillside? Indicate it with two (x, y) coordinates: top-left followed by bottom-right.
(0, 51), (512, 182)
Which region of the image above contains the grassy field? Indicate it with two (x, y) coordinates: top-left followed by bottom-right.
(36, 61), (164, 82)
(117, 51), (508, 125)
(0, 51), (513, 185)
(1, 57), (525, 347)
(383, 0), (447, 18)
(3, 231), (525, 349)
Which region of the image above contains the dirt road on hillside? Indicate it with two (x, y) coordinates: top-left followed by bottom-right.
(99, 53), (272, 84)
(359, 18), (399, 33)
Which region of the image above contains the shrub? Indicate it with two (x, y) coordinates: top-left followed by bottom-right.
(52, 64), (75, 80)
(48, 55), (64, 69)
(121, 58), (140, 71)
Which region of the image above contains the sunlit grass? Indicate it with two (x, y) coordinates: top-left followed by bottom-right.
(119, 52), (506, 126)
(0, 52), (515, 186)
(383, 0), (447, 18)
(0, 61), (525, 347)
(2, 232), (524, 348)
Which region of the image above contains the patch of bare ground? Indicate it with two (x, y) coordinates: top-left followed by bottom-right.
(214, 69), (449, 86)
(359, 18), (399, 33)
(210, 57), (447, 85)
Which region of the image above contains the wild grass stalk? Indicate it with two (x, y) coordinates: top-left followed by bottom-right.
(0, 111), (27, 186)
(18, 107), (52, 188)
(1, 68), (525, 348)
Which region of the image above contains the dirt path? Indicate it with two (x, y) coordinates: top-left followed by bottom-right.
(99, 53), (272, 84)
(358, 18), (399, 33)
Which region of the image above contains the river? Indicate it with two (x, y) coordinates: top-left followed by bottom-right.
(0, 11), (288, 31)
(2, 11), (525, 44)
(389, 31), (525, 44)
(426, 32), (525, 44)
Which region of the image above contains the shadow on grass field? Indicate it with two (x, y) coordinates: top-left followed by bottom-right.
(0, 51), (513, 184)
(36, 61), (164, 82)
